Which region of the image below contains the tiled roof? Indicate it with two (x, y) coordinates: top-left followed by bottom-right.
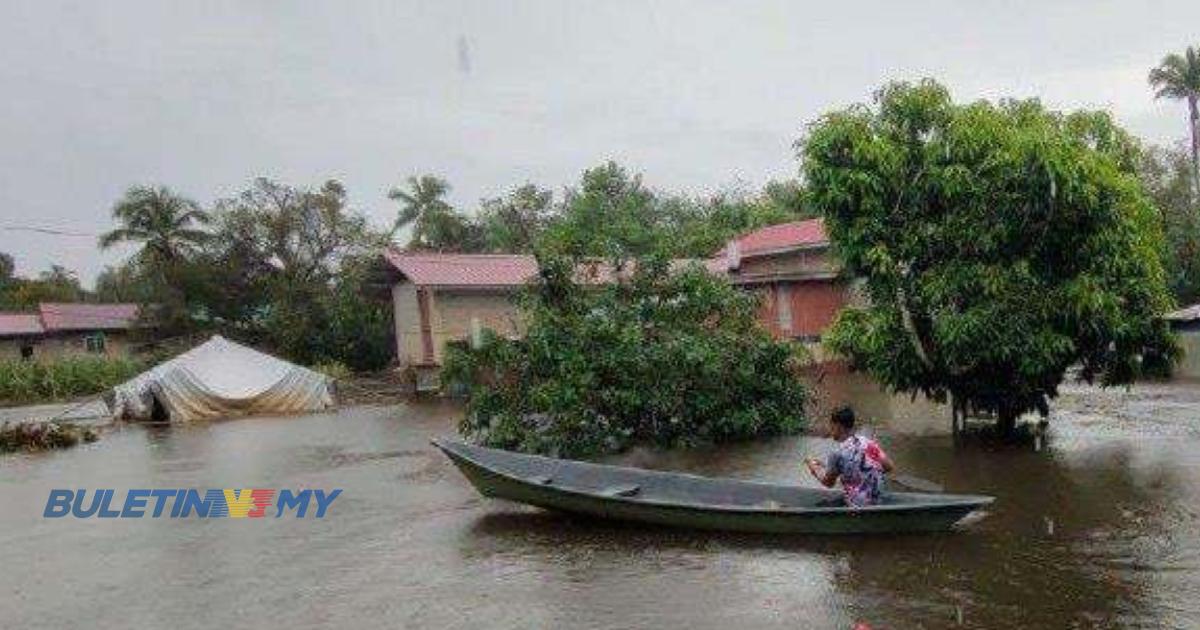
(0, 313), (44, 337)
(712, 218), (828, 258)
(37, 303), (139, 331)
(383, 250), (539, 287)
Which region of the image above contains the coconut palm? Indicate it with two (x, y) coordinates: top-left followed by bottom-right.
(388, 175), (453, 248)
(99, 186), (210, 264)
(1149, 45), (1200, 193)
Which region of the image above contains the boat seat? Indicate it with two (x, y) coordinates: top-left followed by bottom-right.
(528, 475), (554, 485)
(601, 484), (641, 498)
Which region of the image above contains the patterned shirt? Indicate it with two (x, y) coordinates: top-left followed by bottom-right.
(825, 434), (887, 507)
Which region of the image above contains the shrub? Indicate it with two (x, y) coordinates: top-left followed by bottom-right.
(0, 356), (142, 404)
(0, 421), (98, 453)
(443, 254), (808, 458)
(311, 361), (351, 381)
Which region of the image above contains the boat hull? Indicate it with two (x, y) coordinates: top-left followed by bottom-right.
(434, 439), (993, 535)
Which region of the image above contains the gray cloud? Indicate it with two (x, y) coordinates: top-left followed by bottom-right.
(1, 0), (1196, 283)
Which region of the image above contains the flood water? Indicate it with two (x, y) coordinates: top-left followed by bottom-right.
(2, 378), (1199, 629)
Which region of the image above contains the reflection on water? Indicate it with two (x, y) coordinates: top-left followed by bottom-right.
(1, 382), (1198, 629)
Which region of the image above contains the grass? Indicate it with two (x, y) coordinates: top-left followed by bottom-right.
(0, 421), (98, 453)
(0, 356), (142, 405)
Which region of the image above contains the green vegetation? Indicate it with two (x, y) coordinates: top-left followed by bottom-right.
(807, 80), (1178, 435)
(1149, 44), (1200, 195)
(389, 163), (811, 259)
(0, 356), (141, 405)
(1140, 144), (1200, 304)
(443, 254), (808, 458)
(0, 421), (98, 453)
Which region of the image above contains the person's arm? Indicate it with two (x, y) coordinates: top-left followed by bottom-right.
(866, 441), (895, 474)
(805, 457), (839, 488)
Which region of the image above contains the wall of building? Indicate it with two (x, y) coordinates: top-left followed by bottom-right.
(392, 283), (525, 368)
(0, 332), (131, 362)
(755, 281), (848, 341)
(1176, 329), (1200, 381)
(733, 248), (837, 279)
(391, 283), (426, 366)
(429, 289), (523, 364)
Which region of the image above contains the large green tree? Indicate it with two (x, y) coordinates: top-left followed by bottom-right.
(1149, 45), (1200, 194)
(444, 254), (808, 457)
(805, 80), (1177, 434)
(205, 178), (392, 369)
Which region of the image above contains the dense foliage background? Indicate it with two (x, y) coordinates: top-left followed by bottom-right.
(443, 255), (809, 457)
(807, 80), (1179, 432)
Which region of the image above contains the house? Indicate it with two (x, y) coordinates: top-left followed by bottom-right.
(0, 303), (139, 361)
(1166, 303), (1200, 380)
(716, 218), (847, 342)
(380, 219), (849, 381)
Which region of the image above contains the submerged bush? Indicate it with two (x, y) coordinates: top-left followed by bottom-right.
(0, 421), (98, 453)
(0, 356), (142, 404)
(444, 255), (808, 458)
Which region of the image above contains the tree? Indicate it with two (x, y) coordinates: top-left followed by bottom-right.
(478, 184), (553, 253)
(0, 252), (13, 284)
(388, 175), (455, 249)
(805, 80), (1178, 435)
(206, 178), (392, 368)
(1149, 45), (1200, 195)
(1140, 144), (1200, 303)
(444, 253), (808, 457)
(98, 186), (210, 265)
(540, 162), (663, 260)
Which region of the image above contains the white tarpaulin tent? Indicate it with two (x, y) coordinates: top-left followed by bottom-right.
(108, 335), (335, 422)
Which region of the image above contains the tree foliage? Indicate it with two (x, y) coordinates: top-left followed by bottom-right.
(443, 254), (808, 457)
(1148, 45), (1200, 193)
(1140, 144), (1200, 304)
(805, 80), (1178, 432)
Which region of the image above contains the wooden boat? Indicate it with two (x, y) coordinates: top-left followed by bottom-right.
(433, 439), (993, 535)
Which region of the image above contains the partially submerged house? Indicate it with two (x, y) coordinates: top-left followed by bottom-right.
(1166, 304), (1200, 380)
(0, 302), (139, 361)
(379, 219), (850, 383)
(716, 218), (847, 342)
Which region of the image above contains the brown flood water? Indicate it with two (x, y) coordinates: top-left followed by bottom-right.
(2, 375), (1199, 629)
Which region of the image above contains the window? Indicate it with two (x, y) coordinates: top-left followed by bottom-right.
(85, 333), (106, 354)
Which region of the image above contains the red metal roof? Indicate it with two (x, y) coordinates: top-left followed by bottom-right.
(384, 250), (539, 287)
(37, 303), (139, 331)
(712, 218), (828, 258)
(0, 313), (44, 337)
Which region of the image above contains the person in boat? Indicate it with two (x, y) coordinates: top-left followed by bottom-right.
(805, 406), (894, 507)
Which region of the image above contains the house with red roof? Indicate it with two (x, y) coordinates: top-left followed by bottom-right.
(379, 218), (849, 381)
(0, 302), (140, 361)
(715, 218), (848, 341)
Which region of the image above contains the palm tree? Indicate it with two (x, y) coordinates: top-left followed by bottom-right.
(388, 175), (453, 248)
(1150, 45), (1200, 194)
(99, 186), (210, 264)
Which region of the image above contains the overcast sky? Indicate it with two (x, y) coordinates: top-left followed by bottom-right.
(1, 1), (1197, 284)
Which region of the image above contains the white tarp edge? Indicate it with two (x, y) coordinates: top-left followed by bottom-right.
(108, 335), (335, 422)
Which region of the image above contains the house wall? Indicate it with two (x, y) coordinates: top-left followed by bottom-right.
(429, 289), (523, 364)
(734, 248), (837, 278)
(392, 283), (524, 368)
(1176, 329), (1200, 380)
(755, 281), (849, 340)
(0, 332), (131, 362)
(392, 283), (426, 366)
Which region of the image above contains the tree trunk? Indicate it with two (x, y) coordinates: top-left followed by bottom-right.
(996, 408), (1018, 439)
(1190, 95), (1200, 200)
